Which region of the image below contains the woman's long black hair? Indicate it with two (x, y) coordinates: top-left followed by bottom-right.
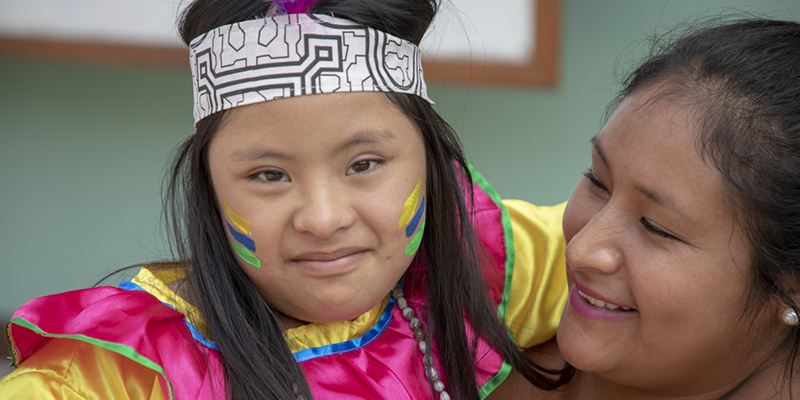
(167, 0), (570, 399)
(613, 19), (800, 398)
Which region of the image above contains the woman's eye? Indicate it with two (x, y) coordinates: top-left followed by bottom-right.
(583, 169), (609, 193)
(253, 169), (288, 182)
(347, 160), (381, 175)
(640, 218), (678, 241)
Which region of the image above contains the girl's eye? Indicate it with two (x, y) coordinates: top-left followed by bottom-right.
(252, 169), (289, 182)
(583, 168), (609, 193)
(347, 160), (382, 175)
(640, 218), (678, 241)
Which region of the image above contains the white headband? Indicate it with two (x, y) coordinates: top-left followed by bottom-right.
(189, 14), (432, 125)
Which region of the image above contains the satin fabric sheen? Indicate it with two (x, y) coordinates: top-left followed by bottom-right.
(1, 171), (568, 399)
(5, 287), (225, 400)
(0, 338), (166, 400)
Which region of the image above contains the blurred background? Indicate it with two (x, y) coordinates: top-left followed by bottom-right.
(1, 0), (798, 375)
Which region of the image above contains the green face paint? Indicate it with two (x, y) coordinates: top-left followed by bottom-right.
(224, 199), (261, 269)
(404, 217), (426, 256)
(231, 240), (262, 269)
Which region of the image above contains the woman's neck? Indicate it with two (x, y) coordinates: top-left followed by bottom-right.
(564, 349), (794, 400)
(489, 339), (796, 400)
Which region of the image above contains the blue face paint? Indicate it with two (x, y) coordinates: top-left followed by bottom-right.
(405, 197), (425, 238)
(228, 221), (256, 252)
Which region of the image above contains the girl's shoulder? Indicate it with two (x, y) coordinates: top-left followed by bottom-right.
(4, 266), (224, 400)
(0, 335), (167, 400)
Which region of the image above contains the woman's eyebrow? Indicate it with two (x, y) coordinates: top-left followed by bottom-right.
(634, 183), (694, 224)
(593, 135), (693, 224)
(590, 136), (610, 168)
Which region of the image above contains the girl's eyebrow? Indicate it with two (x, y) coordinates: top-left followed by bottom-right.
(230, 147), (289, 162)
(229, 129), (396, 161)
(334, 129), (396, 153)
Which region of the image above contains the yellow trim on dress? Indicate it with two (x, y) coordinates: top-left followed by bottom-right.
(132, 266), (213, 341)
(131, 266), (390, 354)
(282, 295), (389, 353)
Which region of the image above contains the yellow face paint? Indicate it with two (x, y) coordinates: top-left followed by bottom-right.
(223, 199), (261, 269)
(398, 178), (422, 230)
(224, 199), (253, 236)
(398, 178), (425, 256)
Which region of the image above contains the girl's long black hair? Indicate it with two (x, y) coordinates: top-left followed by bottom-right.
(168, 0), (571, 399)
(613, 19), (800, 398)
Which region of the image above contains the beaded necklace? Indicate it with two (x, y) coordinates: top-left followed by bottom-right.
(391, 284), (451, 400)
(294, 284), (452, 400)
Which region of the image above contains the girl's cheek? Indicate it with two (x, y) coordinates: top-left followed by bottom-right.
(223, 199), (263, 269)
(397, 178), (426, 256)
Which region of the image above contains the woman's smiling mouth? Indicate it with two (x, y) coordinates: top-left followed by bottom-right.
(568, 284), (638, 321)
(577, 290), (634, 311)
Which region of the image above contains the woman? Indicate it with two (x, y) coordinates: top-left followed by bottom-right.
(492, 18), (800, 399)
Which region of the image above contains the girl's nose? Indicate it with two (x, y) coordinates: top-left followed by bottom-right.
(292, 183), (356, 239)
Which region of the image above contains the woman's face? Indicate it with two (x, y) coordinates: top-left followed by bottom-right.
(207, 92), (427, 324)
(558, 85), (785, 394)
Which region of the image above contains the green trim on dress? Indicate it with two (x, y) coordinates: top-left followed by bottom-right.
(466, 162), (517, 399)
(5, 317), (176, 400)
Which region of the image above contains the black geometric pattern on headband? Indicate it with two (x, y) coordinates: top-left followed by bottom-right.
(190, 14), (429, 124)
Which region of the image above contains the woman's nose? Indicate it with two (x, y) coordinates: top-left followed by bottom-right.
(565, 207), (625, 275)
(292, 183), (356, 239)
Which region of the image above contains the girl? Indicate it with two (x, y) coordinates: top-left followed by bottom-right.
(494, 18), (800, 399)
(1, 0), (570, 399)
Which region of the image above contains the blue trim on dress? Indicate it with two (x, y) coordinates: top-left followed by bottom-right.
(292, 294), (396, 363)
(119, 280), (220, 351)
(119, 279), (399, 362)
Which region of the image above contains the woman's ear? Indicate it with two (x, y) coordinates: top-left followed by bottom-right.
(771, 274), (800, 327)
(779, 306), (800, 326)
(775, 281), (800, 327)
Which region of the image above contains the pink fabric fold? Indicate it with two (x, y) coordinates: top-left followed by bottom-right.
(7, 287), (225, 400)
(5, 174), (509, 399)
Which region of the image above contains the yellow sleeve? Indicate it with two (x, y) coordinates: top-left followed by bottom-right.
(0, 338), (167, 400)
(502, 200), (568, 348)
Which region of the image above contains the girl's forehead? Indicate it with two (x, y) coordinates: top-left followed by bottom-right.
(208, 92), (421, 157)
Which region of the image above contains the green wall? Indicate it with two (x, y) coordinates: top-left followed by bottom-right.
(2, 0), (798, 340)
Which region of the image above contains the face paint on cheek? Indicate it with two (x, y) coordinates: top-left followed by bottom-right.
(224, 199), (252, 235)
(223, 199), (262, 269)
(398, 178), (422, 229)
(404, 197), (425, 238)
(404, 216), (425, 256)
(398, 178), (426, 256)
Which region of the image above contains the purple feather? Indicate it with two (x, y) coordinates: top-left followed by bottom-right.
(271, 0), (319, 14)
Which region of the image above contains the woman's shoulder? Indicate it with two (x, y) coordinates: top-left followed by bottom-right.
(488, 338), (573, 400)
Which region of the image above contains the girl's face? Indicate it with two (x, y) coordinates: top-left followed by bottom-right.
(558, 85), (785, 394)
(208, 92), (427, 325)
